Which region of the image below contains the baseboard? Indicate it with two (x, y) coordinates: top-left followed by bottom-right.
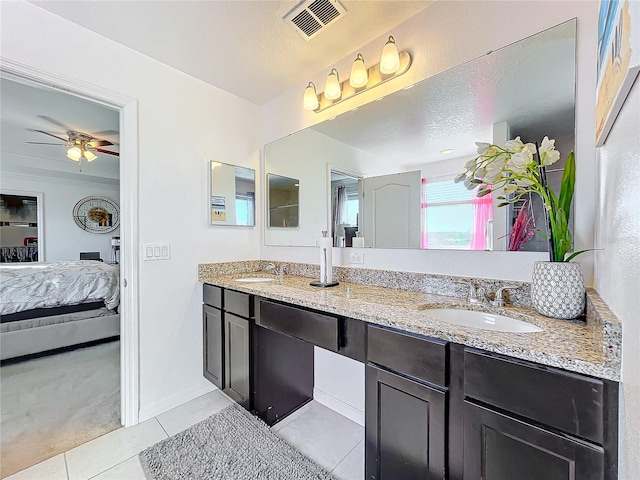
(139, 383), (218, 422)
(314, 388), (365, 426)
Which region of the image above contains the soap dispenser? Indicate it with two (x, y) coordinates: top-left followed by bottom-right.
(310, 231), (339, 288)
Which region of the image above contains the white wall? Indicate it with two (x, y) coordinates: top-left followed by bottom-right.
(261, 0), (597, 285)
(281, 3), (634, 470)
(1, 1), (261, 420)
(1, 171), (120, 261)
(264, 128), (391, 246)
(595, 79), (640, 480)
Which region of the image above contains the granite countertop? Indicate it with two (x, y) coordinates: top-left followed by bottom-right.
(198, 263), (621, 382)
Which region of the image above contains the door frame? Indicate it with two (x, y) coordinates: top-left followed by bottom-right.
(1, 58), (141, 427)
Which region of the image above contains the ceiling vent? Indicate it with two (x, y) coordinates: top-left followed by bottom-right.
(284, 0), (347, 41)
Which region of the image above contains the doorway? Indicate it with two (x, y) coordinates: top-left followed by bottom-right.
(0, 60), (139, 472)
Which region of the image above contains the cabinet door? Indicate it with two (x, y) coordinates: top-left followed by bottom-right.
(365, 365), (446, 480)
(202, 305), (223, 389)
(464, 401), (604, 480)
(224, 312), (251, 408)
(253, 325), (314, 426)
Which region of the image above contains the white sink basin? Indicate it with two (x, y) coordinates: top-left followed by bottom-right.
(423, 308), (543, 333)
(234, 277), (275, 283)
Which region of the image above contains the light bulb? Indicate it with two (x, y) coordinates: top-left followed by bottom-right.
(324, 68), (341, 100)
(303, 82), (319, 110)
(380, 36), (400, 74)
(67, 146), (82, 161)
(84, 150), (97, 162)
(350, 54), (368, 88)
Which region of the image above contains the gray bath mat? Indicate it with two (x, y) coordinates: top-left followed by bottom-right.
(139, 403), (336, 479)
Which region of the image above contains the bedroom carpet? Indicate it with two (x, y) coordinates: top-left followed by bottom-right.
(0, 340), (121, 478)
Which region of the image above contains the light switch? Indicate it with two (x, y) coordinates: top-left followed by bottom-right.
(143, 243), (171, 261)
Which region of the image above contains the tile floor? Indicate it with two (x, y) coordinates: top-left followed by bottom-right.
(5, 390), (364, 480)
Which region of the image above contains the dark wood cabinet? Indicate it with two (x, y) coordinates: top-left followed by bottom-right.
(202, 304), (224, 389)
(253, 324), (313, 425)
(202, 286), (253, 409)
(201, 286), (618, 480)
(224, 312), (251, 408)
(464, 401), (605, 480)
(365, 326), (448, 480)
(365, 365), (446, 480)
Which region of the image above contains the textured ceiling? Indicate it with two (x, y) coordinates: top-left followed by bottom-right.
(310, 20), (577, 167)
(30, 0), (433, 105)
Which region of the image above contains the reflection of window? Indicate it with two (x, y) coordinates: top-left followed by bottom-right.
(235, 192), (255, 226)
(421, 178), (492, 250)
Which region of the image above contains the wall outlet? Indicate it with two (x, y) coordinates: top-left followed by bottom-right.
(349, 252), (364, 264)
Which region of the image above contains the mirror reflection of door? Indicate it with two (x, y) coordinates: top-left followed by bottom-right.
(363, 171), (421, 249)
(330, 171), (362, 247)
(268, 174), (299, 228)
(0, 193), (42, 262)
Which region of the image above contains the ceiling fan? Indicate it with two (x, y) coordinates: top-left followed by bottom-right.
(25, 115), (119, 164)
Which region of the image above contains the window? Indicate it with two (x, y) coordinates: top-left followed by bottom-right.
(421, 178), (492, 250)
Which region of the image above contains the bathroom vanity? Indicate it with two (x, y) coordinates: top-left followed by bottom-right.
(199, 263), (620, 480)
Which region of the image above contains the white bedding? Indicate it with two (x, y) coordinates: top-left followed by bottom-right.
(0, 261), (120, 315)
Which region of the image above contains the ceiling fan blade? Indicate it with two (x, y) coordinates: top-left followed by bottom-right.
(94, 148), (120, 156)
(27, 129), (68, 142)
(25, 142), (64, 145)
(37, 115), (72, 131)
(89, 140), (114, 147)
(92, 130), (119, 137)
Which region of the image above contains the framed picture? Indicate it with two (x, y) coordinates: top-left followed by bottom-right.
(596, 0), (640, 147)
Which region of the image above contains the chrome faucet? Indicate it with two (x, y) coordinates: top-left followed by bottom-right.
(264, 263), (287, 277)
(490, 285), (519, 307)
(458, 280), (486, 304)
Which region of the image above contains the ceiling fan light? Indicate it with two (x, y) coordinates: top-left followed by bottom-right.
(324, 68), (341, 100)
(84, 150), (97, 162)
(67, 146), (82, 161)
(303, 82), (319, 111)
(380, 36), (400, 74)
(350, 54), (368, 88)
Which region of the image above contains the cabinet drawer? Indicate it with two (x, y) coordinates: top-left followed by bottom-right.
(224, 289), (253, 318)
(257, 299), (339, 352)
(464, 348), (604, 444)
(203, 284), (222, 308)
(367, 325), (447, 388)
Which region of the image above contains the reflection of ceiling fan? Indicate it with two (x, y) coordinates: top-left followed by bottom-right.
(25, 115), (119, 164)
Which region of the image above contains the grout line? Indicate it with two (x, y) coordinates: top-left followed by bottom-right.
(85, 454), (139, 480)
(330, 438), (363, 473)
(154, 417), (170, 438)
(63, 453), (70, 480)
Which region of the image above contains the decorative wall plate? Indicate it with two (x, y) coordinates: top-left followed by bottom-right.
(73, 196), (120, 234)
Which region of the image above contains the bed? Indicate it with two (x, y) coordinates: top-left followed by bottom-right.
(0, 260), (120, 361)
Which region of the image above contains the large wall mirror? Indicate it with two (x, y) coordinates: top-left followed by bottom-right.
(264, 19), (576, 251)
(209, 161), (256, 226)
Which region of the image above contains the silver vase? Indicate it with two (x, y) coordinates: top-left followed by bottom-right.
(531, 261), (585, 319)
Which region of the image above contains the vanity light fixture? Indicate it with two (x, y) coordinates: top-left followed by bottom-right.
(380, 36), (400, 74)
(324, 68), (342, 100)
(349, 54), (368, 88)
(303, 36), (412, 113)
(303, 82), (319, 110)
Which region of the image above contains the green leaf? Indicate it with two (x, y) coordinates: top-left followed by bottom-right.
(558, 151), (575, 223)
(565, 249), (593, 262)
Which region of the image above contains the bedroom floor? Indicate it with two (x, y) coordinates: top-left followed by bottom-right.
(0, 341), (121, 478)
